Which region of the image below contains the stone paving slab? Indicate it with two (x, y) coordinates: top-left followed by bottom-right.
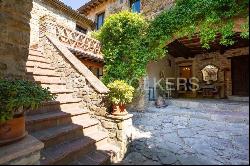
(120, 106), (249, 165)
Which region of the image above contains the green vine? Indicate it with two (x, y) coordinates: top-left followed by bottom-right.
(96, 1), (248, 88)
(148, 0), (249, 51)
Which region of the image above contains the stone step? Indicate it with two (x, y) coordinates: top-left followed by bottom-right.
(29, 49), (43, 57)
(54, 96), (82, 104)
(26, 61), (56, 70)
(49, 88), (74, 94)
(26, 67), (60, 77)
(28, 76), (66, 84)
(33, 124), (82, 148)
(28, 54), (50, 64)
(40, 137), (95, 165)
(71, 150), (110, 165)
(96, 143), (120, 163)
(26, 109), (88, 132)
(39, 131), (107, 164)
(26, 101), (81, 115)
(41, 84), (67, 90)
(85, 131), (108, 148)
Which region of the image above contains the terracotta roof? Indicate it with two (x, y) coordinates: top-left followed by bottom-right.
(42, 0), (95, 28)
(78, 0), (108, 14)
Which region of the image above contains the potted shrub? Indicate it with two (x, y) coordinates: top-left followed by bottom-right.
(107, 80), (134, 116)
(0, 79), (55, 145)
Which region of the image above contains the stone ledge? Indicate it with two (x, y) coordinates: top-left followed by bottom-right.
(105, 114), (133, 121)
(0, 135), (44, 164)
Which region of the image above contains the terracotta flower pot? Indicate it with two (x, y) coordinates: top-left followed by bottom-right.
(0, 114), (27, 146)
(112, 104), (128, 116)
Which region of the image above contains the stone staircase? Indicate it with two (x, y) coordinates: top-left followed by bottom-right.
(25, 48), (119, 165)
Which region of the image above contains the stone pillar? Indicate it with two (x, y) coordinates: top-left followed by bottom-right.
(0, 0), (33, 79)
(98, 114), (133, 161)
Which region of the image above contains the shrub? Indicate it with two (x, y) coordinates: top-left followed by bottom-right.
(97, 11), (164, 88)
(0, 79), (56, 122)
(107, 80), (135, 105)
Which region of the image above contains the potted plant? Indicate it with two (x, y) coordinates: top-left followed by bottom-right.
(0, 79), (55, 145)
(107, 80), (134, 116)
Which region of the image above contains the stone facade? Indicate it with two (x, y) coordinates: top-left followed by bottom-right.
(142, 47), (249, 101)
(80, 0), (175, 22)
(0, 0), (33, 78)
(29, 0), (93, 47)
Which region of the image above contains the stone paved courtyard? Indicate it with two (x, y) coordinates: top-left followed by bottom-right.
(121, 105), (249, 165)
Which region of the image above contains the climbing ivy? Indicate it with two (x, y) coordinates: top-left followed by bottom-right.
(147, 0), (249, 51)
(97, 11), (162, 88)
(97, 1), (249, 88)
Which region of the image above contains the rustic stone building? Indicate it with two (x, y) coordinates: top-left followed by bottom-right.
(78, 0), (249, 107)
(1, 0), (133, 164)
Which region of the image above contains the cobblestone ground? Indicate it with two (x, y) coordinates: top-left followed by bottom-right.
(121, 106), (249, 165)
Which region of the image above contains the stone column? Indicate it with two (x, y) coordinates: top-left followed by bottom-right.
(0, 0), (33, 79)
(98, 114), (133, 161)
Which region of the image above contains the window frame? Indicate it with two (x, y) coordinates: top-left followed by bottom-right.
(130, 0), (141, 13)
(96, 12), (105, 30)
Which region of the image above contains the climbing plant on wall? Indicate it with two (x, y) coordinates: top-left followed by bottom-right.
(96, 11), (164, 88)
(97, 1), (249, 88)
(147, 0), (249, 52)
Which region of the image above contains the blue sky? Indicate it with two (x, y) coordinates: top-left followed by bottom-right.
(60, 0), (89, 10)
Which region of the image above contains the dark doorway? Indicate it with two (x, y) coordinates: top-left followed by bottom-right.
(179, 66), (192, 91)
(231, 55), (249, 96)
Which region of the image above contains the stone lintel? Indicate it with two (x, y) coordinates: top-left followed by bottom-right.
(0, 135), (44, 164)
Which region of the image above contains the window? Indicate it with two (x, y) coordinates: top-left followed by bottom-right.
(87, 66), (103, 79)
(130, 0), (140, 13)
(76, 25), (87, 34)
(96, 12), (105, 30)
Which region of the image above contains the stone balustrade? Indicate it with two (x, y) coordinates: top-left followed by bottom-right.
(40, 15), (102, 57)
(55, 25), (102, 55)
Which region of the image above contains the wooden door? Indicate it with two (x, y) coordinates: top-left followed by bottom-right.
(231, 55), (249, 96)
(180, 66), (192, 79)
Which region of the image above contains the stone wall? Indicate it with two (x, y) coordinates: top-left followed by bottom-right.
(0, 0), (33, 78)
(86, 0), (117, 22)
(40, 34), (108, 116)
(96, 114), (133, 161)
(84, 0), (175, 22)
(30, 0), (95, 47)
(175, 47), (249, 98)
(141, 0), (175, 19)
(30, 0), (76, 46)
